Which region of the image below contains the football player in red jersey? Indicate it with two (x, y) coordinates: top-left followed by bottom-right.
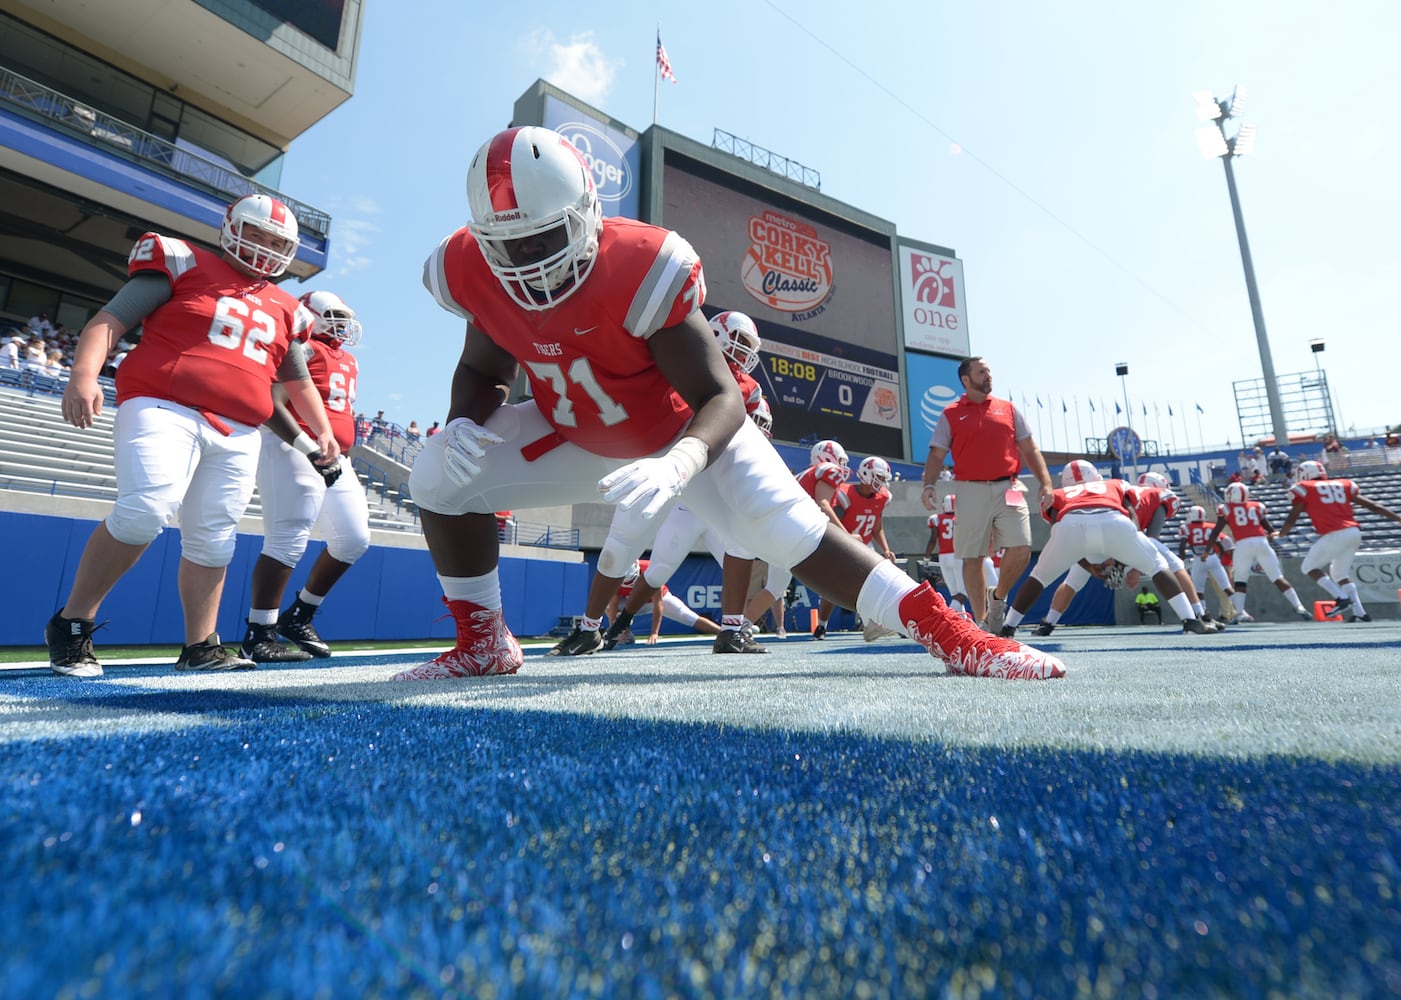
(1278, 460), (1401, 622)
(742, 439), (850, 639)
(1205, 482), (1310, 621)
(602, 559), (722, 646)
(45, 195), (339, 677)
(240, 291), (372, 662)
(1032, 469), (1222, 635)
(1177, 504), (1234, 621)
(398, 125), (1064, 681)
(998, 461), (1217, 636)
(815, 456), (899, 640)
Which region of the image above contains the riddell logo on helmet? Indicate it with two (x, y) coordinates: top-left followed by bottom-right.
(491, 210), (524, 223)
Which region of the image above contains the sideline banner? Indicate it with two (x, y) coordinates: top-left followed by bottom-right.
(1349, 551), (1401, 603)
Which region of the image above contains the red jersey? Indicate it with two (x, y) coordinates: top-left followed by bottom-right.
(427, 217), (704, 458)
(1045, 478), (1135, 523)
(1181, 520), (1218, 555)
(796, 462), (848, 499)
(835, 483), (891, 543)
(289, 338), (358, 451)
(1129, 486), (1179, 535)
(730, 365), (764, 416)
(117, 234), (312, 427)
(933, 512), (956, 556)
(1290, 478), (1361, 535)
(1217, 500), (1271, 540)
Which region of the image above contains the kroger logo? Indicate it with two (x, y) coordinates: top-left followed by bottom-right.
(920, 383), (959, 433)
(558, 121), (634, 203)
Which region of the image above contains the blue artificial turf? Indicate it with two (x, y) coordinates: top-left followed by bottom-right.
(2, 676), (1398, 998)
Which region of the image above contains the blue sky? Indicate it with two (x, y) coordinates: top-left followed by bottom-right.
(276, 0), (1400, 456)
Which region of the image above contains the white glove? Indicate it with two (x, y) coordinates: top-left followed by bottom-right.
(442, 416), (504, 488)
(599, 437), (709, 519)
(921, 483), (939, 511)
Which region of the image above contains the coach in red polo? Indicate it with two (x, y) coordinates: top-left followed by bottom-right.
(920, 356), (1054, 632)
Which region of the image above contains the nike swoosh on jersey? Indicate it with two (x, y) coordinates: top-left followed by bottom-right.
(573, 326), (597, 335)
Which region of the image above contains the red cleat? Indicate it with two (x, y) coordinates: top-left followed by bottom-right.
(898, 582), (1066, 680)
(392, 598), (523, 681)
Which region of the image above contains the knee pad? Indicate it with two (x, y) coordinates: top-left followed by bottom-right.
(597, 533), (644, 579)
(327, 529), (371, 565)
(408, 438), (476, 515)
(260, 530), (309, 570)
(180, 529), (238, 568)
(105, 496), (172, 546)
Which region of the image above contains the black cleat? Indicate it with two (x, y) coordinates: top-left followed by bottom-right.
(1033, 622), (1055, 637)
(45, 612), (104, 678)
(1346, 613), (1372, 623)
(548, 626), (602, 656)
(999, 624), (1017, 638)
(1181, 618), (1216, 635)
(812, 624), (827, 640)
(601, 610), (635, 651)
(176, 633), (256, 671)
(713, 628), (769, 654)
(277, 599), (332, 658)
(241, 622), (312, 663)
(1327, 597), (1353, 617)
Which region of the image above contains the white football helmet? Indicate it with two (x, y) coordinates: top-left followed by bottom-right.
(857, 456), (892, 489)
(1137, 471), (1170, 490)
(299, 291), (363, 347)
(1224, 482), (1250, 504)
(710, 311), (762, 374)
(466, 126), (602, 311)
(220, 194), (299, 278)
(941, 494), (956, 515)
(810, 439), (849, 470)
(1060, 460), (1103, 487)
(750, 397), (773, 439)
(1296, 460), (1326, 481)
(621, 560), (641, 588)
(1188, 505), (1207, 523)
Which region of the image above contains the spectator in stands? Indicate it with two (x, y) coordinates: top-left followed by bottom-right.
(354, 412), (370, 442)
(102, 343), (129, 378)
(425, 420), (441, 438)
(1267, 446), (1291, 479)
(1, 334), (20, 369)
(369, 409), (386, 441)
(406, 420), (421, 443)
(24, 337), (47, 369)
(26, 312), (53, 337)
(44, 193), (340, 679)
(43, 348), (65, 377)
(241, 290), (370, 664)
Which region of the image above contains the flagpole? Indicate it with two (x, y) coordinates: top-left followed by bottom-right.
(653, 26), (660, 125)
(1060, 401), (1069, 456)
(1154, 402), (1165, 455)
(1195, 406), (1205, 453)
(1074, 396), (1084, 454)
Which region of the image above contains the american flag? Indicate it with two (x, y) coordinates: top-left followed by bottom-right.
(656, 33), (677, 83)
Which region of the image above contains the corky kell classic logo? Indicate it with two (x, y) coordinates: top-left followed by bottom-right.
(740, 211), (833, 318)
(910, 252), (956, 308)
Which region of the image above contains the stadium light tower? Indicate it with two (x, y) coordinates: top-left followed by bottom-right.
(1194, 86), (1291, 451)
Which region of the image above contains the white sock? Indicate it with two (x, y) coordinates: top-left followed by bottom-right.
(1316, 576), (1343, 600)
(248, 608), (278, 626)
(439, 572), (501, 610)
(1281, 587), (1305, 612)
(856, 561), (919, 631)
(581, 615), (602, 632)
(1232, 592), (1247, 614)
(298, 589), (326, 607)
(1045, 608), (1063, 626)
(1345, 582), (1366, 615)
(1192, 600), (1207, 617)
(1169, 593), (1195, 620)
(1004, 608), (1025, 628)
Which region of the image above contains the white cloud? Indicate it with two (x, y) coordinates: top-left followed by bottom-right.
(527, 30), (618, 105)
